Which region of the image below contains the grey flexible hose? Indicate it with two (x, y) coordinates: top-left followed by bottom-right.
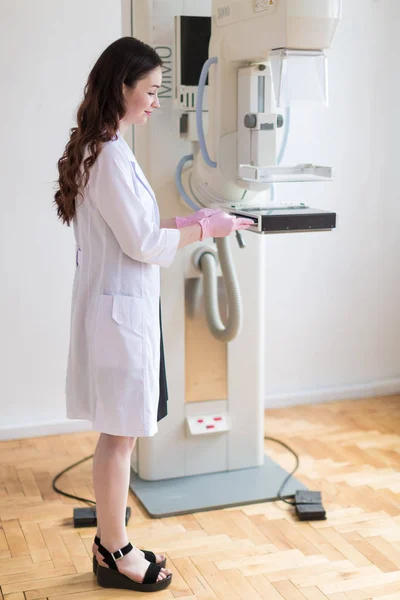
(198, 236), (242, 342)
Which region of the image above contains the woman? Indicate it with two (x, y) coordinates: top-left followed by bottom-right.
(54, 36), (252, 593)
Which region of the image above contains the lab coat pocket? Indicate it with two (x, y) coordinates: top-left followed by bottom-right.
(94, 294), (144, 371)
(112, 294), (142, 332)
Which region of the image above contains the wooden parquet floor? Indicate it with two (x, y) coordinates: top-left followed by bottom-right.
(0, 395), (399, 600)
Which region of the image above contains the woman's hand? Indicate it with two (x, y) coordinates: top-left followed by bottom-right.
(198, 211), (254, 240)
(175, 208), (220, 228)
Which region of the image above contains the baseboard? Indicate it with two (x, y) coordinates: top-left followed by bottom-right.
(0, 419), (92, 441)
(1, 378), (399, 441)
(264, 377), (400, 408)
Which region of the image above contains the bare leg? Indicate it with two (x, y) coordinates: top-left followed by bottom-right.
(92, 433), (170, 582)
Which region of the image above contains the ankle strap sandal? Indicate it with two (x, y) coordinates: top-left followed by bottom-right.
(96, 541), (172, 592)
(92, 535), (166, 574)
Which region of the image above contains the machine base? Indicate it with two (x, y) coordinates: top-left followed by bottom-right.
(129, 454), (308, 517)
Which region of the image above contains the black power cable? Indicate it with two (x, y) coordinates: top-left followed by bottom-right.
(52, 453), (95, 505)
(264, 436), (299, 506)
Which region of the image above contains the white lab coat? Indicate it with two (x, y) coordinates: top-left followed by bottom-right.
(65, 132), (180, 437)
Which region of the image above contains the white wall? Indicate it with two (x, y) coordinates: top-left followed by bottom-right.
(0, 0), (123, 438)
(263, 0), (400, 405)
(0, 0), (399, 440)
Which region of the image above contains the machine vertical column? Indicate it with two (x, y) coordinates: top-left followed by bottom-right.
(228, 233), (266, 470)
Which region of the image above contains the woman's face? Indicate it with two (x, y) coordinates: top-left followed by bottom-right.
(122, 67), (162, 127)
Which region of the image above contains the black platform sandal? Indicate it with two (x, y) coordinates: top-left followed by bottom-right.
(96, 541), (172, 592)
(92, 536), (167, 574)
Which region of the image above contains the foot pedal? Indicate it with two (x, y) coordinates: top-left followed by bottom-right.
(294, 490), (326, 521)
(73, 506), (131, 528)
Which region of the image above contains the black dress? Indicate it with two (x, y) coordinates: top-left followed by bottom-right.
(157, 302), (168, 422)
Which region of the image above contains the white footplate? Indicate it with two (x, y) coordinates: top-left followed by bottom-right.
(186, 414), (230, 435)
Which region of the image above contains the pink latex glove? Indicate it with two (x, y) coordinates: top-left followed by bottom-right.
(175, 208), (220, 228)
(198, 212), (254, 240)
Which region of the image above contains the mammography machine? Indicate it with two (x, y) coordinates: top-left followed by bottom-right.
(129, 0), (342, 516)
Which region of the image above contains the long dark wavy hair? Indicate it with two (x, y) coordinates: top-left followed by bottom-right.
(54, 37), (162, 226)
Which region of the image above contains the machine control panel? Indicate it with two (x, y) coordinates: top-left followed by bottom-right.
(186, 414), (230, 435)
(253, 0), (278, 14)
